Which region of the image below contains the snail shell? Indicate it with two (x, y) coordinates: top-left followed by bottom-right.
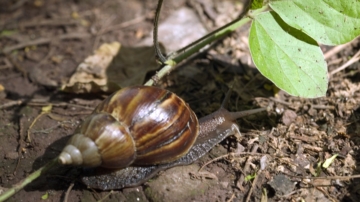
(59, 86), (199, 169)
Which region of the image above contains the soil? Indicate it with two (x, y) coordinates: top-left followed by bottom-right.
(1, 0), (360, 202)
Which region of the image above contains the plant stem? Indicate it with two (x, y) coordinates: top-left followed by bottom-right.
(144, 5), (268, 86)
(0, 158), (59, 202)
(153, 0), (167, 63)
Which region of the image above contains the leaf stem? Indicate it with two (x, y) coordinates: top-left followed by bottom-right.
(0, 158), (59, 202)
(153, 0), (167, 64)
(145, 5), (268, 86)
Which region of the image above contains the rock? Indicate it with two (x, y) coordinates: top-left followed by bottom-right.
(5, 152), (18, 160)
(144, 164), (217, 202)
(281, 110), (297, 126)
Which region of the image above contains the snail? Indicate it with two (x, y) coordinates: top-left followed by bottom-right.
(58, 86), (266, 190)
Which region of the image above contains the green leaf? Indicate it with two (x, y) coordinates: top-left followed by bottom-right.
(0, 30), (17, 37)
(270, 0), (360, 45)
(251, 0), (264, 10)
(249, 11), (328, 98)
(41, 192), (49, 200)
(245, 173), (256, 182)
(322, 154), (338, 168)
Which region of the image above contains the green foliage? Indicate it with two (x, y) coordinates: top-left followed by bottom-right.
(251, 0), (264, 10)
(245, 173), (257, 182)
(248, 0), (360, 98)
(270, 0), (360, 45)
(0, 30), (17, 37)
(322, 154), (338, 168)
(41, 192), (49, 200)
(249, 11), (327, 98)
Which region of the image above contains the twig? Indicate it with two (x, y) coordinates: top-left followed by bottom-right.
(144, 5), (268, 86)
(63, 182), (74, 202)
(0, 73), (21, 81)
(199, 152), (268, 171)
(33, 45), (56, 70)
(245, 170), (261, 202)
(269, 97), (291, 106)
(0, 57), (12, 69)
(0, 100), (22, 109)
(226, 193), (236, 202)
(324, 43), (350, 60)
(323, 36), (359, 60)
(97, 190), (114, 202)
(315, 187), (337, 202)
(96, 15), (148, 36)
(4, 54), (28, 78)
(0, 99), (95, 110)
(0, 158), (59, 202)
(20, 19), (79, 28)
(153, 0), (167, 63)
(237, 144), (259, 190)
(27, 111), (50, 142)
(329, 49), (360, 76)
(311, 104), (335, 110)
(2, 33), (91, 54)
(0, 0), (27, 12)
(286, 173), (360, 181)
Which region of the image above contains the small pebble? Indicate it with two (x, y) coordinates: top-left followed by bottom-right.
(220, 181), (229, 188)
(5, 152), (19, 160)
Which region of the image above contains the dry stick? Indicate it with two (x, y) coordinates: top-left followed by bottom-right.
(93, 12), (147, 49)
(199, 152), (268, 171)
(286, 173), (360, 181)
(237, 144), (259, 190)
(0, 57), (12, 69)
(324, 43), (350, 60)
(329, 49), (360, 76)
(144, 5), (269, 86)
(315, 187), (337, 202)
(96, 15), (148, 36)
(97, 190), (114, 202)
(93, 14), (148, 50)
(20, 19), (79, 28)
(0, 98), (95, 110)
(26, 111), (50, 142)
(4, 54), (28, 78)
(63, 182), (74, 202)
(245, 170), (261, 202)
(269, 97), (335, 110)
(226, 193), (236, 202)
(32, 45), (56, 70)
(2, 33), (91, 54)
(0, 158), (58, 202)
(0, 100), (22, 109)
(323, 36), (359, 60)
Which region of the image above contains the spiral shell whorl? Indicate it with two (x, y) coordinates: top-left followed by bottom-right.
(94, 86), (199, 165)
(59, 86), (199, 168)
(59, 113), (137, 168)
(59, 134), (102, 167)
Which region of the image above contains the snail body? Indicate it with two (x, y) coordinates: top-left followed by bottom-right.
(59, 86), (198, 168)
(59, 86), (266, 190)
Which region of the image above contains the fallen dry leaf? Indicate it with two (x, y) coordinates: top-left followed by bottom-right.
(62, 42), (161, 94)
(62, 41), (121, 93)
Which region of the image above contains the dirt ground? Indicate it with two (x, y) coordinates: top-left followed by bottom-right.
(1, 0), (360, 202)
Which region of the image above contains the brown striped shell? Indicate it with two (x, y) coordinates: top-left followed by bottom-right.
(58, 86), (199, 169)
